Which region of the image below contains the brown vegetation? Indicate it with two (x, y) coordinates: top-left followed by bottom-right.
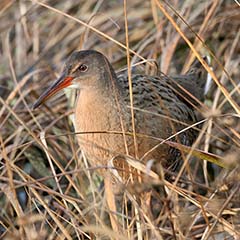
(0, 0), (239, 239)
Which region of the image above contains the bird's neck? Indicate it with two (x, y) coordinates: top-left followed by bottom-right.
(99, 60), (122, 95)
(74, 86), (121, 132)
(74, 61), (124, 132)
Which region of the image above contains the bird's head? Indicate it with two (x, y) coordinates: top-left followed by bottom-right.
(33, 50), (116, 109)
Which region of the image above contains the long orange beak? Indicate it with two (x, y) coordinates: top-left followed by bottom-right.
(32, 73), (73, 109)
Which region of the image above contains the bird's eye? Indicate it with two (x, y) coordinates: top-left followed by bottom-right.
(78, 64), (88, 72)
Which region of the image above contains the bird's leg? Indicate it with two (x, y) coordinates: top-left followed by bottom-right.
(141, 190), (154, 221)
(104, 173), (119, 232)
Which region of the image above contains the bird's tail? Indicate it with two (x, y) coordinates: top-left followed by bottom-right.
(186, 56), (212, 95)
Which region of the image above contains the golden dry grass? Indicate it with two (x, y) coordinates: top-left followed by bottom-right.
(0, 0), (239, 239)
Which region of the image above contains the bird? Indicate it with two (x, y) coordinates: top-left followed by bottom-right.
(33, 50), (207, 177)
(33, 50), (208, 230)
